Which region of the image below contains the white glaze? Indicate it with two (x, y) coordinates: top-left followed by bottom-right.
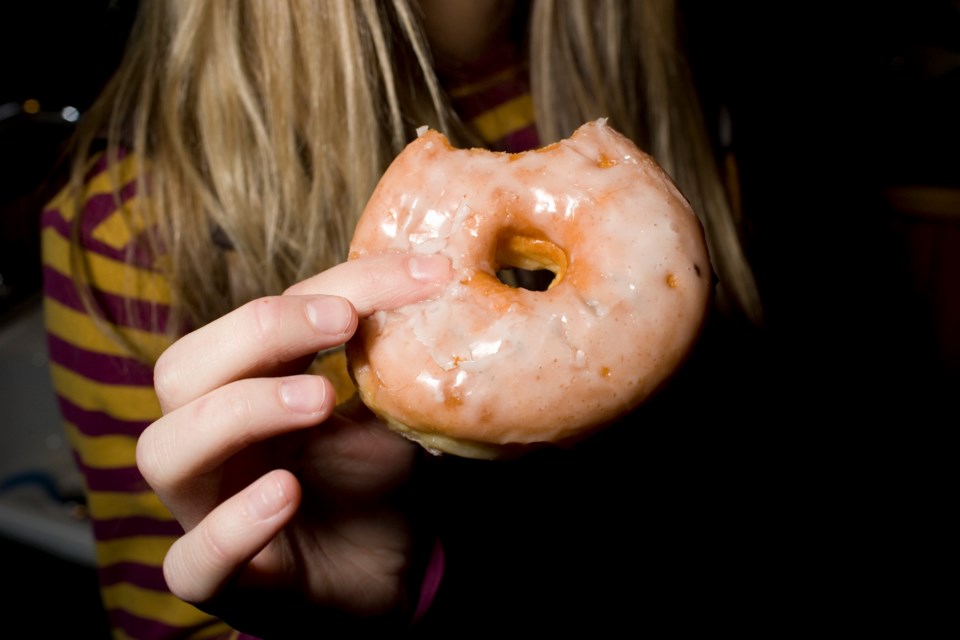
(348, 119), (711, 450)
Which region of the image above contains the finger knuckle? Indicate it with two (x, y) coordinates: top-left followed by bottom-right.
(153, 350), (180, 410)
(244, 296), (286, 350)
(219, 383), (258, 444)
(201, 520), (232, 564)
(135, 425), (163, 487)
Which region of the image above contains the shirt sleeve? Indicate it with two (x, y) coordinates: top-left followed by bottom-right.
(40, 151), (238, 639)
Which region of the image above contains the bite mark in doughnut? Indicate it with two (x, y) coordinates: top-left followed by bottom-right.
(347, 119), (712, 459)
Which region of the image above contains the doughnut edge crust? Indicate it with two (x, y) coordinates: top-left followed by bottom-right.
(347, 119), (712, 459)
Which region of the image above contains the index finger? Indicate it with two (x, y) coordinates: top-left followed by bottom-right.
(284, 253), (451, 317)
(154, 253), (451, 413)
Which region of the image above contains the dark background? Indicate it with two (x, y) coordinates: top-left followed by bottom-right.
(684, 2), (959, 397)
(0, 1), (955, 635)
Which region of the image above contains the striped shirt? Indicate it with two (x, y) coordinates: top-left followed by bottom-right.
(42, 150), (237, 639)
(41, 46), (537, 639)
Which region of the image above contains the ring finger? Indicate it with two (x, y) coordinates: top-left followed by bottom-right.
(137, 374), (335, 528)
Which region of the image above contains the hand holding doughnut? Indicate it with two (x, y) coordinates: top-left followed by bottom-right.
(136, 253), (451, 634)
(348, 120), (712, 459)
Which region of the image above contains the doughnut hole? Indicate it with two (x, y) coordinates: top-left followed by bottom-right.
(494, 234), (568, 292)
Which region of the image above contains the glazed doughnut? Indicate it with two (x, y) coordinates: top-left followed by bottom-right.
(347, 119), (712, 459)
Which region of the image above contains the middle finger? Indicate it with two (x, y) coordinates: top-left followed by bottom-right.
(154, 295), (356, 413)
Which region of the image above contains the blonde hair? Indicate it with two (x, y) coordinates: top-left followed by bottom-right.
(68, 0), (762, 356)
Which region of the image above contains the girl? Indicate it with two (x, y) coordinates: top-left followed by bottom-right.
(42, 1), (764, 636)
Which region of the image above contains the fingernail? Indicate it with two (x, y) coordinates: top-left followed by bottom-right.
(248, 473), (289, 520)
(279, 377), (326, 413)
(408, 255), (452, 283)
(305, 297), (353, 335)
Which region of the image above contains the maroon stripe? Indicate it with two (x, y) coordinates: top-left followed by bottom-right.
(46, 331), (155, 387)
(75, 458), (152, 494)
(78, 180), (139, 230)
(439, 39), (522, 85)
(83, 147), (131, 183)
(495, 124), (541, 154)
(451, 70), (531, 122)
(108, 608), (222, 640)
(40, 204), (68, 234)
(42, 265), (84, 310)
(93, 516), (184, 543)
(98, 561), (169, 592)
(43, 266), (171, 333)
(56, 395), (153, 438)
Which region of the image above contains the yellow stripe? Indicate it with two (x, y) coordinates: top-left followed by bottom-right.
(88, 490), (174, 521)
(44, 185), (77, 220)
(101, 583), (214, 628)
(97, 535), (174, 567)
(310, 348), (357, 405)
(43, 296), (172, 362)
(41, 226), (171, 304)
(192, 624), (238, 640)
(63, 422), (139, 469)
(85, 153), (142, 199)
(43, 295), (137, 357)
(469, 94), (535, 144)
(97, 535), (176, 568)
(90, 197), (143, 250)
(112, 596), (232, 640)
(49, 361), (162, 422)
(195, 624), (238, 640)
